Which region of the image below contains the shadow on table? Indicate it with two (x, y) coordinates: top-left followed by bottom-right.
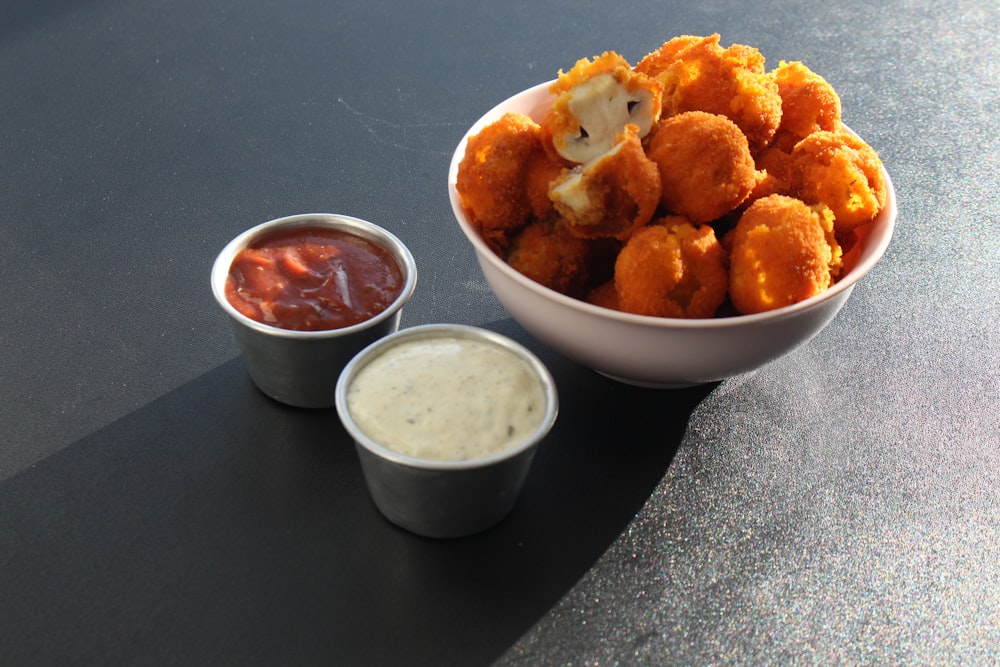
(0, 318), (716, 667)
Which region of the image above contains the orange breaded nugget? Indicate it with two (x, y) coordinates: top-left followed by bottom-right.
(769, 60), (842, 152)
(646, 111), (759, 223)
(728, 194), (843, 314)
(456, 112), (546, 233)
(505, 218), (595, 298)
(549, 124), (661, 240)
(791, 129), (886, 233)
(542, 51), (662, 164)
(636, 34), (782, 152)
(615, 216), (728, 319)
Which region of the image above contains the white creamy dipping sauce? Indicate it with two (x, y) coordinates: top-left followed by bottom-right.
(345, 336), (548, 461)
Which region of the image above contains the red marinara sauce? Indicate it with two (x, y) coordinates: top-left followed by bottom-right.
(225, 226), (404, 331)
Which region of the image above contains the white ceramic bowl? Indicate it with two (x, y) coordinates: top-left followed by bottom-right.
(447, 81), (897, 388)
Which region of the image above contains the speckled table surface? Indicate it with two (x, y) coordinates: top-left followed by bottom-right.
(1, 1), (997, 665)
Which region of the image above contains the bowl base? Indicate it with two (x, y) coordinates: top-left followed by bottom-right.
(595, 370), (706, 390)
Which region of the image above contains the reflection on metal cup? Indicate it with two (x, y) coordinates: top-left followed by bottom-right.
(211, 213), (417, 408)
(353, 440), (540, 539)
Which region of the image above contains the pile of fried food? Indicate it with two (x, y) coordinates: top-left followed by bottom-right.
(455, 34), (887, 317)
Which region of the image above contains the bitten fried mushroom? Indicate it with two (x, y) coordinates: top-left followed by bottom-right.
(542, 51), (663, 164)
(727, 194), (843, 314)
(548, 124), (662, 240)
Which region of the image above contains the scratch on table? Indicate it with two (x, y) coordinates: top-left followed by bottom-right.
(336, 97), (462, 155)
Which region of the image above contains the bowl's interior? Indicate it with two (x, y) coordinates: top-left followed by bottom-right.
(447, 81), (896, 331)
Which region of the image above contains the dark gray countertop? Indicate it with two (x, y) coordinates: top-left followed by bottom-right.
(2, 1), (997, 664)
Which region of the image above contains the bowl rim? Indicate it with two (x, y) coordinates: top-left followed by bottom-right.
(210, 213), (418, 339)
(448, 80), (897, 330)
(335, 323), (559, 471)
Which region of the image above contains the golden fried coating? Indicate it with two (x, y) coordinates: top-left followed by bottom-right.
(548, 124), (661, 240)
(456, 112), (546, 234)
(769, 60), (842, 152)
(584, 279), (621, 311)
(838, 217), (876, 276)
(636, 34), (782, 152)
(505, 218), (595, 297)
(633, 35), (703, 75)
(524, 148), (566, 220)
(743, 145), (797, 208)
(472, 219), (514, 258)
(542, 51), (662, 164)
(646, 111), (759, 223)
(728, 194), (843, 314)
(614, 216), (728, 318)
(791, 129), (886, 233)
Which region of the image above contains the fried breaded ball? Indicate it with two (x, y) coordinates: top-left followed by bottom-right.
(548, 124), (661, 240)
(614, 216), (728, 318)
(505, 218), (594, 297)
(791, 129), (886, 233)
(728, 194), (843, 314)
(636, 34), (782, 152)
(646, 111), (759, 223)
(542, 51), (663, 164)
(769, 60), (842, 152)
(456, 112), (546, 234)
